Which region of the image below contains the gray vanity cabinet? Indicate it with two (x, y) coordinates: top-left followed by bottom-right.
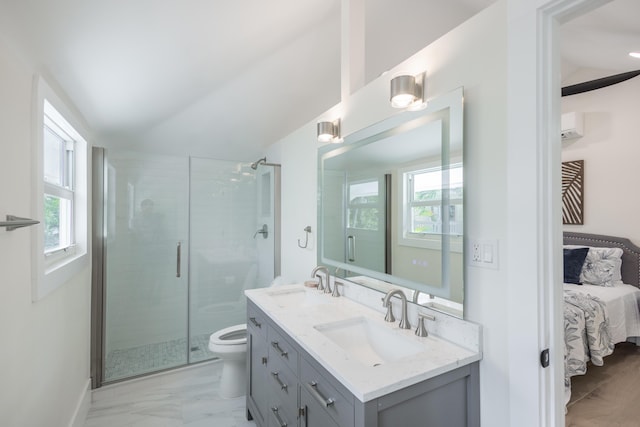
(246, 300), (480, 427)
(246, 303), (270, 426)
(265, 327), (299, 427)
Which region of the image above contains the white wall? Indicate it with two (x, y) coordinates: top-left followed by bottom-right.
(270, 2), (510, 426)
(0, 40), (91, 426)
(364, 0), (493, 84)
(562, 69), (640, 244)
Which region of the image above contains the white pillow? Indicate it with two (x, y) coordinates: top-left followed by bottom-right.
(563, 245), (623, 286)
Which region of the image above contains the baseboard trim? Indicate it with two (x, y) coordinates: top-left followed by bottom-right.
(68, 378), (91, 427)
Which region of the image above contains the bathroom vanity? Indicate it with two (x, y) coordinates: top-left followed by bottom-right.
(245, 285), (480, 427)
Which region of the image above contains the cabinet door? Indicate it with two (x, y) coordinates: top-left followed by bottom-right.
(247, 327), (269, 425)
(300, 385), (340, 427)
(300, 358), (354, 427)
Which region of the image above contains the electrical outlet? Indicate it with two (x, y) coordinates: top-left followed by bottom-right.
(472, 243), (481, 262)
(470, 239), (499, 269)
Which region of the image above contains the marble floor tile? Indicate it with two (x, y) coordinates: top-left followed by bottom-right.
(85, 361), (256, 427)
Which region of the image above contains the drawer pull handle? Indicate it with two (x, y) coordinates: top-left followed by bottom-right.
(176, 242), (181, 278)
(249, 317), (262, 328)
(271, 341), (288, 358)
(261, 356), (268, 365)
(306, 381), (335, 408)
(271, 371), (288, 391)
(271, 406), (288, 427)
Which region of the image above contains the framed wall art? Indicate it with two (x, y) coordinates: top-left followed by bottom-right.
(562, 160), (584, 225)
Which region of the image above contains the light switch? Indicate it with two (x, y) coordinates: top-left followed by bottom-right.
(483, 244), (493, 263)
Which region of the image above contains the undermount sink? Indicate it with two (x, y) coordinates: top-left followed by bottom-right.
(314, 317), (425, 367)
(266, 287), (328, 308)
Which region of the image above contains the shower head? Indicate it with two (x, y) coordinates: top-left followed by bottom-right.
(250, 157), (267, 170)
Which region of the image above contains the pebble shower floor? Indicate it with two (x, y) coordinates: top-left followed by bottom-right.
(104, 333), (213, 382)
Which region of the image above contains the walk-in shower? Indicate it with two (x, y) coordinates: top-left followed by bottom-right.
(91, 149), (280, 387)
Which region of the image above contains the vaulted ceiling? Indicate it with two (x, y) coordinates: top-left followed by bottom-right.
(560, 0), (640, 83)
(0, 0), (638, 160)
(0, 0), (494, 160)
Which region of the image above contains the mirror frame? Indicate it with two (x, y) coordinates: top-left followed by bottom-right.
(317, 87), (464, 312)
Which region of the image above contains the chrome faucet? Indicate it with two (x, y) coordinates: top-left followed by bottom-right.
(382, 289), (411, 329)
(311, 266), (332, 295)
(412, 290), (421, 304)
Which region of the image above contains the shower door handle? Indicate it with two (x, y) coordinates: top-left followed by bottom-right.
(176, 242), (182, 278)
(347, 235), (356, 262)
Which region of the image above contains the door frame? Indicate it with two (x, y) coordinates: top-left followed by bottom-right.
(90, 147), (106, 389)
(506, 0), (613, 425)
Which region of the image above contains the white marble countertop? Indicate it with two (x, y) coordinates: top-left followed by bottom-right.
(245, 284), (481, 402)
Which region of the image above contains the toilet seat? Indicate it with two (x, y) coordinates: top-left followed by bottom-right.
(209, 323), (247, 347)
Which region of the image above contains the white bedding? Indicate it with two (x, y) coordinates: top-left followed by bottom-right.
(564, 282), (640, 343)
(563, 282), (640, 407)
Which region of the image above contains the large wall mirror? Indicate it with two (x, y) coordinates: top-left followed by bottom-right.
(318, 87), (464, 317)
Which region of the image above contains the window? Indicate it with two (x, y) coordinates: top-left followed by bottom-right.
(43, 115), (75, 255)
(32, 77), (89, 301)
(399, 163), (463, 251)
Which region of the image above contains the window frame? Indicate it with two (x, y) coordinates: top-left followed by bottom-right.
(43, 117), (77, 258)
(405, 164), (463, 237)
(32, 77), (90, 301)
(397, 161), (463, 252)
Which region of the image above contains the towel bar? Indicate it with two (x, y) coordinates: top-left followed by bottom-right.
(0, 215), (40, 231)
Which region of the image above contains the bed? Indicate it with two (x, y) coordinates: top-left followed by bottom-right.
(563, 232), (640, 405)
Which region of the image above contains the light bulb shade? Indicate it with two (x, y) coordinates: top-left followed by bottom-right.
(317, 119), (341, 143)
(390, 74), (424, 109)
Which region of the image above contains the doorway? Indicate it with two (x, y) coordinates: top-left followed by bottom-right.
(506, 0), (620, 425)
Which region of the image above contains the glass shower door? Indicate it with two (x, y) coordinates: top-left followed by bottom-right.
(189, 158), (275, 362)
(103, 151), (189, 382)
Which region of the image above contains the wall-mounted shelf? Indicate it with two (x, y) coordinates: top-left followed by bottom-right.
(0, 215), (40, 231)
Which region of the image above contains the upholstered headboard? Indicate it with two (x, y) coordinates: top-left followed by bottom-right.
(563, 232), (640, 289)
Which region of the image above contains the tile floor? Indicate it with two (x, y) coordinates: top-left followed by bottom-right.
(85, 360), (257, 427)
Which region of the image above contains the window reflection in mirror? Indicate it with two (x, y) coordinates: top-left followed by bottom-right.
(318, 87), (464, 317)
(404, 164), (463, 236)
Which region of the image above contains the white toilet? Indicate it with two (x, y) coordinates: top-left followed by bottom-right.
(208, 323), (247, 398)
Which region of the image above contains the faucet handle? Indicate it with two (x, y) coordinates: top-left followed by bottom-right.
(315, 275), (325, 291)
(382, 298), (395, 322)
(323, 278), (332, 294)
(331, 280), (343, 297)
(415, 313), (436, 337)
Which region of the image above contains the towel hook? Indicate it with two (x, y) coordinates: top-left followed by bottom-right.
(298, 226), (312, 248)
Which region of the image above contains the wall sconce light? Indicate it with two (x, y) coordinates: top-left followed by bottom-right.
(317, 119), (341, 143)
(390, 73), (425, 109)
